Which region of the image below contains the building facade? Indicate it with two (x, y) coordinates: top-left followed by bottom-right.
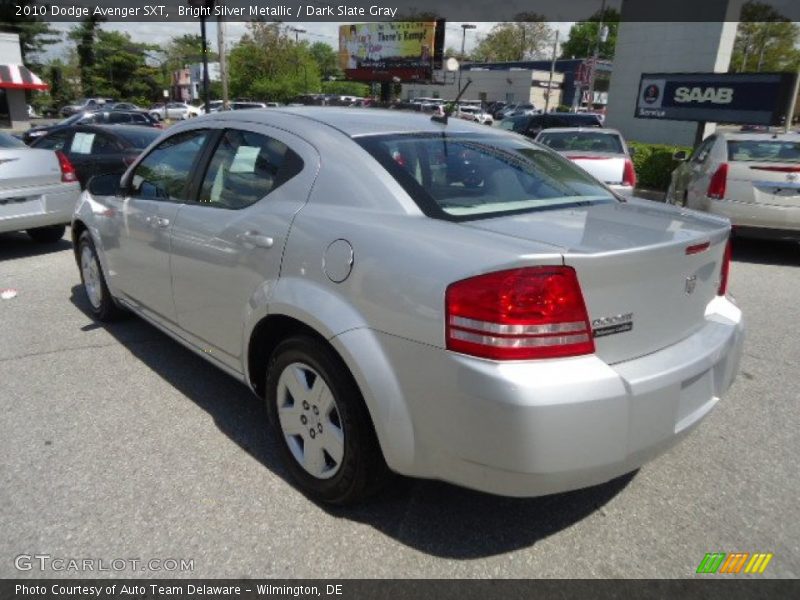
(0, 33), (48, 129)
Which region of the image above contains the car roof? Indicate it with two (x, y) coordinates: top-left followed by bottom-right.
(204, 107), (494, 138)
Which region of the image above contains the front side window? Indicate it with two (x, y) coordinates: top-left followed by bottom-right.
(196, 129), (302, 209)
(129, 129), (208, 201)
(358, 132), (616, 221)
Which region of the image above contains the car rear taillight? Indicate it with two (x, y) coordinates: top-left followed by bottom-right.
(55, 151), (77, 183)
(445, 266), (595, 360)
(718, 238), (732, 296)
(622, 158), (637, 187)
(707, 163), (728, 199)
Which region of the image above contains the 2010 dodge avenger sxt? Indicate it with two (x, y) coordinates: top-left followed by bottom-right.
(72, 108), (744, 504)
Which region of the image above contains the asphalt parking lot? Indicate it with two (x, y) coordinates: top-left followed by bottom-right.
(1, 228), (798, 579)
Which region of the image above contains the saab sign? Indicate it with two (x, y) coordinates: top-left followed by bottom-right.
(636, 72), (797, 125)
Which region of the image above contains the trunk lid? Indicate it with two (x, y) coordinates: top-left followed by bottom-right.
(727, 161), (800, 208)
(0, 148), (62, 192)
(461, 198), (730, 364)
(561, 151), (628, 186)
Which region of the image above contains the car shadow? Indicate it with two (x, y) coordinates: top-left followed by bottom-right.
(69, 285), (636, 559)
(732, 237), (799, 267)
(0, 231), (72, 259)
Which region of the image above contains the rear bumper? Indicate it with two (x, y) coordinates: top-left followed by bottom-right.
(701, 196), (800, 235)
(0, 182), (80, 234)
(344, 296), (744, 497)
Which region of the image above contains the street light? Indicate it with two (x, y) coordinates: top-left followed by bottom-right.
(458, 24), (476, 94)
(186, 0), (214, 114)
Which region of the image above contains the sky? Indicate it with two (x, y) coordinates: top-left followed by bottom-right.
(39, 21), (577, 64)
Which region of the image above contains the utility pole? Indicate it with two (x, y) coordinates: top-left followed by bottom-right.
(458, 24), (476, 96)
(291, 27), (306, 44)
(217, 1), (229, 108)
(544, 30), (559, 113)
(585, 0), (607, 111)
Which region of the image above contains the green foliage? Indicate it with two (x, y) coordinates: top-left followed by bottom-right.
(559, 8), (620, 60)
(309, 41), (340, 80)
(628, 141), (693, 191)
(320, 81), (370, 97)
(472, 18), (554, 62)
(228, 22), (320, 103)
(730, 1), (800, 72)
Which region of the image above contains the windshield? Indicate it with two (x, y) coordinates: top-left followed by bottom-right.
(538, 131), (624, 154)
(727, 140), (800, 163)
(357, 132), (616, 221)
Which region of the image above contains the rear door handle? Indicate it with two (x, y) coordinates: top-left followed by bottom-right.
(238, 231), (274, 249)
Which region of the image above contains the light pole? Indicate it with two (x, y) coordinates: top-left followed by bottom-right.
(458, 24), (476, 95)
(217, 0), (229, 109)
(187, 0), (214, 114)
(585, 0), (608, 111)
(291, 27), (306, 44)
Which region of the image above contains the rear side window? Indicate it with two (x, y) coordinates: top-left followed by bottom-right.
(727, 140), (800, 163)
(130, 130), (209, 201)
(358, 132), (615, 221)
(196, 129), (303, 209)
(108, 112), (132, 124)
(114, 128), (160, 150)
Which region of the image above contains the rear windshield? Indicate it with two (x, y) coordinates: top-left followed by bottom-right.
(538, 131), (623, 154)
(0, 132), (25, 148)
(113, 128), (161, 149)
(357, 132), (616, 221)
(727, 140), (800, 163)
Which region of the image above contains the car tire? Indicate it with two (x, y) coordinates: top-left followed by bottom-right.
(265, 335), (389, 505)
(26, 224), (66, 243)
(77, 231), (126, 321)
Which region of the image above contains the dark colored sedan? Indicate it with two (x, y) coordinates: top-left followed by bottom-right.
(500, 113), (603, 139)
(23, 110), (161, 145)
(30, 124), (161, 189)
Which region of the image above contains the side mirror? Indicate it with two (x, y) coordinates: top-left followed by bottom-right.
(87, 172), (123, 197)
(673, 150), (688, 161)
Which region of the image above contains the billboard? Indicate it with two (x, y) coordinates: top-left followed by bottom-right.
(339, 21), (443, 83)
(635, 72), (798, 126)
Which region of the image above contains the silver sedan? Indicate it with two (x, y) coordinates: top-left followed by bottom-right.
(72, 108), (744, 504)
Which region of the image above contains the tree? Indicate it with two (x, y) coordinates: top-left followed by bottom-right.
(730, 1), (800, 72)
(559, 7), (621, 60)
(68, 16), (103, 97)
(309, 41), (340, 80)
(472, 17), (554, 62)
(0, 0), (61, 67)
(162, 34), (218, 71)
(91, 30), (161, 104)
(228, 22), (320, 102)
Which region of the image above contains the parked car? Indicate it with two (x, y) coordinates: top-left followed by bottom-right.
(60, 98), (114, 117)
(666, 132), (800, 241)
(22, 110), (161, 145)
(455, 105), (493, 125)
(31, 124), (161, 189)
(504, 103), (538, 118)
(500, 113), (603, 139)
(1, 132), (80, 243)
(109, 102), (144, 112)
(149, 102), (202, 120)
(493, 103), (516, 120)
(72, 108), (743, 505)
(536, 128), (637, 195)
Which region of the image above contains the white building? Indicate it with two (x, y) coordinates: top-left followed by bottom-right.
(0, 33), (48, 129)
(401, 68), (564, 108)
(189, 62), (221, 100)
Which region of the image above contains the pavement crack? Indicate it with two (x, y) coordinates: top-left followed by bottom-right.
(0, 338), (164, 363)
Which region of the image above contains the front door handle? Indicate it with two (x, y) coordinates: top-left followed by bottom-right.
(154, 217), (170, 228)
(238, 231), (274, 249)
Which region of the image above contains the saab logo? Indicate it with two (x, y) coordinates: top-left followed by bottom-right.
(674, 86), (734, 104)
(696, 552), (773, 574)
(643, 84), (660, 104)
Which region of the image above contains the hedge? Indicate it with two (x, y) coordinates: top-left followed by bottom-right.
(628, 141), (693, 191)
